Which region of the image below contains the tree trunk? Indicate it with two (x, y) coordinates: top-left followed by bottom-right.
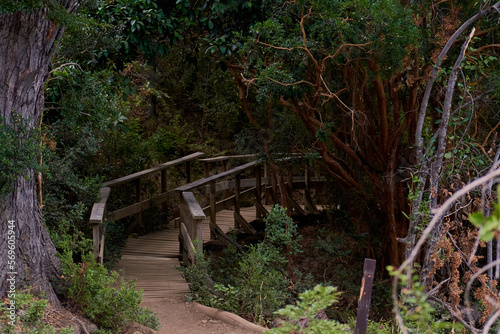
(0, 5), (75, 304)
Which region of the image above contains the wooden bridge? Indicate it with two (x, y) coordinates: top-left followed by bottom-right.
(89, 153), (323, 298)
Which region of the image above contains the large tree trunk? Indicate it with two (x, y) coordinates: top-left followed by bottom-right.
(0, 5), (76, 304)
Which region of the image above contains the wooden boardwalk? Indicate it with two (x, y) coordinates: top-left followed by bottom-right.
(114, 206), (261, 298)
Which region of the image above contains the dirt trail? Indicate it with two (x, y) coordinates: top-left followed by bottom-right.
(141, 296), (260, 334)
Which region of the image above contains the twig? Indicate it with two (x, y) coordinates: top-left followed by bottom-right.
(49, 62), (82, 75)
(429, 297), (480, 333)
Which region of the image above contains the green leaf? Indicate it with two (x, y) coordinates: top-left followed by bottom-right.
(469, 212), (485, 227)
(444, 152), (452, 159)
(481, 229), (495, 242)
(208, 20), (214, 30)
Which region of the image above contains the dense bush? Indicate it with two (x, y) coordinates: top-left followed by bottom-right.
(58, 252), (159, 332)
(182, 205), (301, 323)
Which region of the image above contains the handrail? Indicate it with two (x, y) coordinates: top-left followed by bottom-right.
(199, 154), (257, 163)
(89, 152), (205, 263)
(175, 160), (260, 193)
(103, 152), (205, 187)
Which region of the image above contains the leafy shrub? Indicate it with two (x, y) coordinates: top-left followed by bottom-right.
(269, 285), (350, 333)
(183, 205), (301, 323)
(59, 252), (159, 332)
(0, 291), (73, 334)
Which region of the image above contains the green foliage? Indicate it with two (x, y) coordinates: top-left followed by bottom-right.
(95, 0), (181, 61)
(0, 0), (43, 13)
(388, 267), (462, 334)
(269, 285), (349, 334)
(347, 317), (396, 334)
(59, 252), (159, 332)
(233, 243), (290, 322)
(264, 204), (302, 254)
(0, 291), (73, 333)
(0, 115), (42, 198)
(183, 205), (301, 323)
(468, 185), (500, 242)
(181, 249), (219, 305)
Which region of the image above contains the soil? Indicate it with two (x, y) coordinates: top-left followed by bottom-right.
(39, 296), (260, 334)
(140, 296), (259, 334)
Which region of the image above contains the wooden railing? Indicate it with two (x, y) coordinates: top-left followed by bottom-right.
(90, 151), (323, 265)
(89, 152), (205, 263)
(175, 156), (323, 265)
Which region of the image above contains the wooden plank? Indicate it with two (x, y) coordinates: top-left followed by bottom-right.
(103, 152), (205, 187)
(175, 160), (259, 192)
(108, 189), (176, 221)
(182, 192), (206, 219)
(355, 259), (376, 334)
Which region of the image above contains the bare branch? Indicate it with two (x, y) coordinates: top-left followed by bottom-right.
(429, 297), (480, 333)
(415, 1), (500, 163)
(49, 62), (82, 74)
(265, 77), (315, 88)
(255, 37), (296, 51)
(399, 166), (500, 273)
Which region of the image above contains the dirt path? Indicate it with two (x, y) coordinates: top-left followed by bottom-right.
(141, 296), (260, 334)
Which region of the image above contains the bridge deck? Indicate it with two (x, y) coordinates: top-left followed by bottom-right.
(114, 206), (261, 298)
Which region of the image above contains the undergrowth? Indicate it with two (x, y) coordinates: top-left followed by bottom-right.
(58, 251), (160, 333)
(182, 205), (300, 324)
(0, 291), (73, 334)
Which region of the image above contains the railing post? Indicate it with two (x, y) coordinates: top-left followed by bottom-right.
(304, 164), (319, 214)
(234, 173), (241, 229)
(270, 168), (278, 204)
(210, 180), (216, 240)
(255, 166), (262, 219)
(264, 164), (270, 205)
(222, 160), (229, 199)
(135, 177), (142, 227)
(161, 169), (167, 213)
(203, 161), (210, 178)
(355, 259), (376, 334)
(89, 187), (110, 263)
(186, 161), (192, 183)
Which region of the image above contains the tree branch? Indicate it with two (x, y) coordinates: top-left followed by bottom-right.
(415, 1), (500, 163)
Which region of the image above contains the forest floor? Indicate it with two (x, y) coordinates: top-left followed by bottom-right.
(140, 296), (258, 334)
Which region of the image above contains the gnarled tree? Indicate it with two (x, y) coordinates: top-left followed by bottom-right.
(0, 0), (79, 303)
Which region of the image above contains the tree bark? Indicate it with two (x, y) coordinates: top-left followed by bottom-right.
(0, 4), (77, 304)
